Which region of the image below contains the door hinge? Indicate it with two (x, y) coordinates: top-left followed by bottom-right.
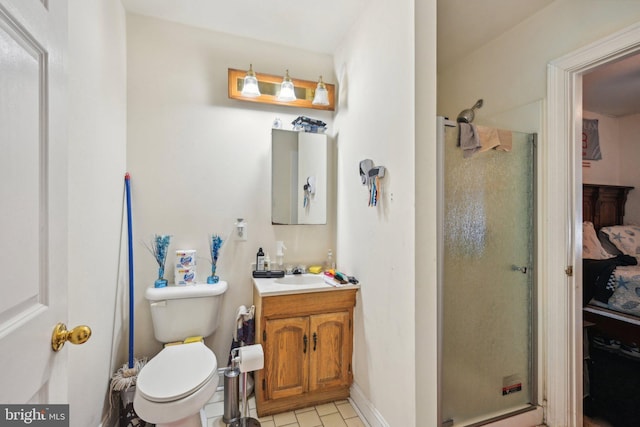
(348, 363), (352, 374)
(263, 330), (267, 342)
(565, 265), (573, 277)
(262, 378), (265, 390)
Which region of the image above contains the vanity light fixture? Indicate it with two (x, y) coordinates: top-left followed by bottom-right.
(241, 64), (261, 97)
(312, 76), (329, 106)
(228, 68), (336, 111)
(277, 69), (297, 101)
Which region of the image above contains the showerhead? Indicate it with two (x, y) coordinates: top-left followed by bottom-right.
(457, 99), (484, 123)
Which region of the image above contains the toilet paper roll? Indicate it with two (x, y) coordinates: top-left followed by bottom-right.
(238, 344), (264, 373)
(176, 250), (197, 268)
(175, 267), (197, 285)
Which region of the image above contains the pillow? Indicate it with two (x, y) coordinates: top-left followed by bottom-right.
(583, 222), (614, 259)
(600, 225), (640, 259)
(598, 229), (623, 256)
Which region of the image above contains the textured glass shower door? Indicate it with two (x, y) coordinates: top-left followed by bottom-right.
(440, 123), (535, 426)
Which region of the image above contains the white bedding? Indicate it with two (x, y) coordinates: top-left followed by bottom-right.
(600, 266), (640, 317)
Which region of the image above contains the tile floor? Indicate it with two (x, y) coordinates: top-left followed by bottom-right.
(204, 389), (370, 427)
(203, 392), (615, 427)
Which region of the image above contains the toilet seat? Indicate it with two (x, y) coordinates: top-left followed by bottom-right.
(137, 342), (217, 403)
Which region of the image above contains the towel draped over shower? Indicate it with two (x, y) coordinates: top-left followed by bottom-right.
(458, 123), (513, 157)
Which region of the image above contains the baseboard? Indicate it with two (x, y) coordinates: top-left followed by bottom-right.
(349, 382), (389, 427)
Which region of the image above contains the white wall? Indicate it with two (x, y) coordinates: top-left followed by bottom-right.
(619, 113), (640, 224)
(583, 111), (640, 225)
(333, 0), (417, 425)
(126, 14), (336, 363)
(438, 1), (640, 128)
(67, 1), (127, 426)
(415, 0), (439, 424)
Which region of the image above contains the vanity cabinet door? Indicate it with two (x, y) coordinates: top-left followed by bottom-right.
(264, 316), (309, 400)
(254, 289), (357, 416)
(309, 311), (352, 392)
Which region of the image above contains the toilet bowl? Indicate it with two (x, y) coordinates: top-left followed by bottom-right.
(134, 341), (219, 427)
(133, 282), (227, 426)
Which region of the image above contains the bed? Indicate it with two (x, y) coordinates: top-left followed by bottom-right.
(582, 184), (640, 425)
(582, 183), (640, 344)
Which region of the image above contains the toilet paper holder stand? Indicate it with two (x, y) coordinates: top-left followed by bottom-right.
(224, 344), (264, 427)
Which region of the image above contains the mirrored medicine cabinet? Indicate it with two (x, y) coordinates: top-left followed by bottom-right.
(272, 129), (328, 225)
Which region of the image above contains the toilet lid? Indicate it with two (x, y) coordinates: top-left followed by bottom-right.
(137, 342), (217, 403)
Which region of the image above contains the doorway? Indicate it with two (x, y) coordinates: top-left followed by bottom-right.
(581, 49), (640, 427)
(546, 22), (640, 427)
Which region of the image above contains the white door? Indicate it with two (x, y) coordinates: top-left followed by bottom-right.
(0, 0), (68, 403)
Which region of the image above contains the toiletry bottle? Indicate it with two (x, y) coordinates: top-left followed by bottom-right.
(324, 249), (335, 272)
(264, 252), (271, 271)
(256, 247), (265, 272)
(276, 241), (286, 270)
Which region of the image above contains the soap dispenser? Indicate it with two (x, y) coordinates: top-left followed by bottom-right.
(276, 241), (286, 270)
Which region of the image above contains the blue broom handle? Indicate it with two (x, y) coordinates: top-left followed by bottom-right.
(125, 173), (134, 369)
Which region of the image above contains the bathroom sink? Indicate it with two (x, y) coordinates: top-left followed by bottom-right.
(253, 272), (359, 296)
(274, 275), (324, 285)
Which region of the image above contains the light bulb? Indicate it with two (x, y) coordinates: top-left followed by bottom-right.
(312, 76), (329, 106)
(277, 69), (297, 101)
(241, 64), (261, 97)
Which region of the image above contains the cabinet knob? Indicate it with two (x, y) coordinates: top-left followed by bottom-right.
(313, 332), (317, 351)
(303, 334), (308, 353)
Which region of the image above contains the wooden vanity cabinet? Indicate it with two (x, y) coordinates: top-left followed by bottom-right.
(254, 288), (357, 416)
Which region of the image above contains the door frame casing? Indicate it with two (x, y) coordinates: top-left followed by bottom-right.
(546, 22), (640, 427)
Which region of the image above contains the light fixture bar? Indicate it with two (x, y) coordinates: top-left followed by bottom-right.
(228, 68), (336, 111)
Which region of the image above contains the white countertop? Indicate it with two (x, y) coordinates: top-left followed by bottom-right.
(253, 273), (360, 297)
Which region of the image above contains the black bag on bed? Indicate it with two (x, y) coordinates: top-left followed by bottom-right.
(583, 255), (637, 306)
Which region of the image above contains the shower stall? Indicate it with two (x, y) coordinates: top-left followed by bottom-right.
(437, 117), (537, 426)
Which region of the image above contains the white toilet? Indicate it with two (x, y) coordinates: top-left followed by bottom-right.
(134, 281), (228, 427)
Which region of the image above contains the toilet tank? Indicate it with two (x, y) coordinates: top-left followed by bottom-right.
(145, 282), (228, 343)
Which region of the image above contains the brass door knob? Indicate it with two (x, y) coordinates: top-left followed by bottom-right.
(51, 323), (92, 352)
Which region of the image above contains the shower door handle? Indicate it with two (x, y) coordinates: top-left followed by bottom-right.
(511, 265), (528, 274)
